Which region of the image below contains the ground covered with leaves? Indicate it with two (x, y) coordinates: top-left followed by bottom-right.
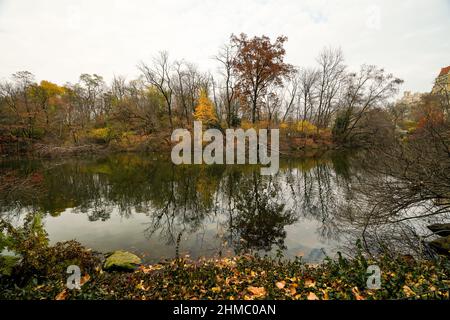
(1, 247), (449, 300)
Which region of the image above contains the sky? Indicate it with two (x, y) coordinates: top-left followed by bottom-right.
(0, 0), (449, 93)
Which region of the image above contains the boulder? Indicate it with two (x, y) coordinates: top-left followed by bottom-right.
(429, 236), (450, 256)
(103, 250), (142, 271)
(427, 223), (450, 237)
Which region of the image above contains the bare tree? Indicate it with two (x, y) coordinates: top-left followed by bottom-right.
(297, 67), (319, 124)
(314, 47), (346, 128)
(139, 51), (174, 128)
(333, 65), (403, 144)
(215, 44), (237, 127)
(280, 70), (300, 123)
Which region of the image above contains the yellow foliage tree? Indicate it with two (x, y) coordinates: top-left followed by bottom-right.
(295, 120), (317, 134)
(194, 89), (218, 127)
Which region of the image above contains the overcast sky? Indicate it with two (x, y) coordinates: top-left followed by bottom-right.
(0, 0), (449, 93)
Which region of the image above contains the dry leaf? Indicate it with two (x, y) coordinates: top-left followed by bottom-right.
(136, 280), (149, 291)
(55, 289), (68, 300)
(304, 278), (316, 288)
(275, 281), (286, 289)
(289, 284), (298, 295)
(80, 274), (90, 286)
(247, 286), (267, 298)
(320, 289), (329, 300)
(352, 287), (365, 300)
(307, 292), (319, 300)
(403, 285), (415, 297)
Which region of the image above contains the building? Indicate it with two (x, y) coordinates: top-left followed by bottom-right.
(432, 66), (450, 94)
(398, 91), (423, 105)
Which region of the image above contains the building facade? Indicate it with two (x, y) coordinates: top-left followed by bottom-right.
(432, 66), (450, 94)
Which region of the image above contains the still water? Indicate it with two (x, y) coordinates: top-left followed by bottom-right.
(0, 152), (358, 263)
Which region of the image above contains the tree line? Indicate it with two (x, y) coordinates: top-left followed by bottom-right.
(0, 33), (406, 153)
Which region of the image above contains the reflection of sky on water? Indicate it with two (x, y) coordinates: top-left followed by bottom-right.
(44, 203), (334, 263)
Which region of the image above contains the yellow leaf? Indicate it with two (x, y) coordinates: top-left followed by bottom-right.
(403, 285), (416, 297)
(320, 289), (329, 300)
(136, 280), (148, 291)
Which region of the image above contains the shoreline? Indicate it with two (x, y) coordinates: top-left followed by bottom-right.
(1, 246), (449, 300)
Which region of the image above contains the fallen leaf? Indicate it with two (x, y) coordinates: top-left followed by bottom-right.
(304, 278), (316, 288)
(352, 287), (365, 300)
(136, 280), (148, 291)
(55, 289), (68, 300)
(247, 286), (267, 298)
(80, 274), (90, 286)
(403, 285), (415, 297)
(320, 289), (329, 300)
(289, 284), (298, 295)
(275, 281), (286, 289)
(307, 292), (319, 300)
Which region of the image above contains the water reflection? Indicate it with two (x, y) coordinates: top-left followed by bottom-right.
(0, 152), (359, 262)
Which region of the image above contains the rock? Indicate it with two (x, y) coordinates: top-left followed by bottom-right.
(0, 255), (20, 276)
(429, 236), (450, 256)
(427, 223), (450, 237)
(103, 250), (142, 271)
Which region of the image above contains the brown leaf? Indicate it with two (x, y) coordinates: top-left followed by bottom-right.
(80, 274), (90, 286)
(352, 287), (365, 300)
(304, 278), (316, 288)
(55, 289), (68, 300)
(247, 286), (267, 298)
(275, 281), (286, 289)
(307, 292), (319, 300)
(289, 284), (298, 295)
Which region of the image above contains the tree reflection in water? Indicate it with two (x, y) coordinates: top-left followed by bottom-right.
(1, 151), (446, 260)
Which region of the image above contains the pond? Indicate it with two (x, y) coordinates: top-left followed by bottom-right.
(0, 152), (371, 263)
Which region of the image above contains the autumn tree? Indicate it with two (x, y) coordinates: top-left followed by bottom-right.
(230, 33), (294, 123)
(29, 80), (65, 133)
(194, 89), (218, 127)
